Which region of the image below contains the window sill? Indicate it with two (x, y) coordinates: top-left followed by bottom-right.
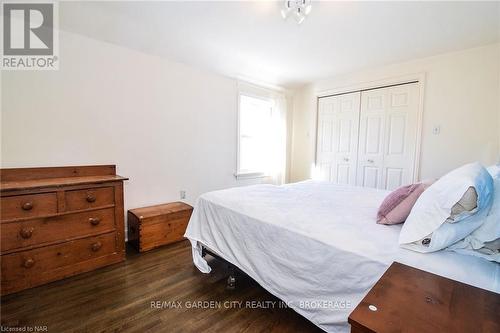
(234, 172), (268, 180)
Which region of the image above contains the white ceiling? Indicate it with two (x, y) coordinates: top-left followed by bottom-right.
(60, 1), (500, 88)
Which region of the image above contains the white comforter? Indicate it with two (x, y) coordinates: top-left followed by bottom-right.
(184, 181), (500, 332)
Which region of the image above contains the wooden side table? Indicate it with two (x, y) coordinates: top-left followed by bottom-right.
(348, 262), (500, 333)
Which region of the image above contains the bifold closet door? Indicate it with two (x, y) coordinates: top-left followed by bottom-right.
(316, 91), (360, 184)
(357, 83), (419, 190)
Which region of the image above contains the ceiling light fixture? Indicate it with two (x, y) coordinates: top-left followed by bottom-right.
(281, 0), (312, 25)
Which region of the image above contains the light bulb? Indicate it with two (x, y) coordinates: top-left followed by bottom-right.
(281, 8), (289, 19)
(304, 4), (312, 15)
(294, 12), (305, 24)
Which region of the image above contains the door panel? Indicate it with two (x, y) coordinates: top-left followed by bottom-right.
(320, 120), (334, 153)
(382, 83), (419, 190)
(336, 164), (350, 185)
(385, 167), (403, 190)
(318, 162), (332, 181)
(338, 119), (352, 153)
(316, 92), (360, 184)
(362, 166), (379, 188)
(387, 114), (406, 155)
(365, 116), (383, 154)
(368, 95), (383, 109)
(357, 82), (419, 189)
(357, 89), (385, 188)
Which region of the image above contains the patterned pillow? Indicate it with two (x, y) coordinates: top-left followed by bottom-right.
(377, 181), (433, 225)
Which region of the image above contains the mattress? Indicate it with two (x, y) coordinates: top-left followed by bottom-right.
(184, 180), (500, 333)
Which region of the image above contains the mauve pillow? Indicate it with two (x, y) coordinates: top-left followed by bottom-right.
(377, 181), (433, 225)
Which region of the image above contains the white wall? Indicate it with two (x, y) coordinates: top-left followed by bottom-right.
(1, 30), (290, 218)
(290, 43), (500, 182)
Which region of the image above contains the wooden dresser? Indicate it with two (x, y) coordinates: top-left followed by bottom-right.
(0, 165), (128, 295)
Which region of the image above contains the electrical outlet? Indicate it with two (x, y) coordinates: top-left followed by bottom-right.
(180, 190), (186, 200)
(432, 126), (441, 135)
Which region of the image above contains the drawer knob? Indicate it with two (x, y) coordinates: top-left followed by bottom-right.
(89, 217), (101, 226)
(86, 194), (96, 203)
(22, 202), (33, 211)
(23, 258), (35, 268)
(91, 241), (102, 252)
(20, 227), (34, 239)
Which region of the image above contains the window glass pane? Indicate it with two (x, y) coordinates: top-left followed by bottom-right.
(239, 95), (273, 174)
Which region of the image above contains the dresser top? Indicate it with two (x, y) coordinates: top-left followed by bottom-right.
(348, 262), (500, 333)
(1, 165), (128, 192)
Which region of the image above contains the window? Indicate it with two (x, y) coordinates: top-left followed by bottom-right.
(236, 93), (275, 178)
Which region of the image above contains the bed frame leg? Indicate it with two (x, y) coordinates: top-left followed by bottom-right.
(227, 265), (236, 290)
(202, 246), (237, 290)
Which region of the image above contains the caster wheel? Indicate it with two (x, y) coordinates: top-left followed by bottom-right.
(227, 275), (236, 290)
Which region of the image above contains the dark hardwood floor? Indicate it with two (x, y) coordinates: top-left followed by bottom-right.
(1, 240), (322, 333)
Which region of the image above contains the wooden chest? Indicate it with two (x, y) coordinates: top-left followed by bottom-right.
(0, 165), (128, 295)
(127, 202), (193, 252)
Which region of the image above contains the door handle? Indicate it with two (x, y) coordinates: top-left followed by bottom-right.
(343, 157), (349, 162)
(367, 159), (374, 163)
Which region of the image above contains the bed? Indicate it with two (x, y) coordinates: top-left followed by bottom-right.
(184, 180), (500, 333)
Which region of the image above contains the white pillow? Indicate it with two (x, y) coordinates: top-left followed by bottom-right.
(399, 162), (494, 253)
(449, 177), (500, 251)
(448, 246), (500, 263)
(405, 200), (492, 253)
(486, 163), (499, 179)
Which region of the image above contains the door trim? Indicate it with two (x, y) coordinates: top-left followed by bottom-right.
(314, 72), (426, 182)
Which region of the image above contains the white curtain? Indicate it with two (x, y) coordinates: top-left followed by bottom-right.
(269, 94), (287, 185)
(237, 81), (288, 185)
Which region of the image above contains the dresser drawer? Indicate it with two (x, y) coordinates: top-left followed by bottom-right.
(1, 233), (117, 294)
(65, 187), (114, 212)
(1, 193), (58, 221)
(1, 208), (116, 252)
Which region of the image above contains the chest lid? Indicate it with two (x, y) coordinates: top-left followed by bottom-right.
(128, 202), (193, 224)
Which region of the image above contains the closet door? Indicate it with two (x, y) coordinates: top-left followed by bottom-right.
(316, 92), (360, 184)
(357, 83), (419, 189)
(382, 83), (419, 190)
(357, 89), (386, 188)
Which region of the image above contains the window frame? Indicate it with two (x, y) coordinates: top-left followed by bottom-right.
(235, 90), (275, 180)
